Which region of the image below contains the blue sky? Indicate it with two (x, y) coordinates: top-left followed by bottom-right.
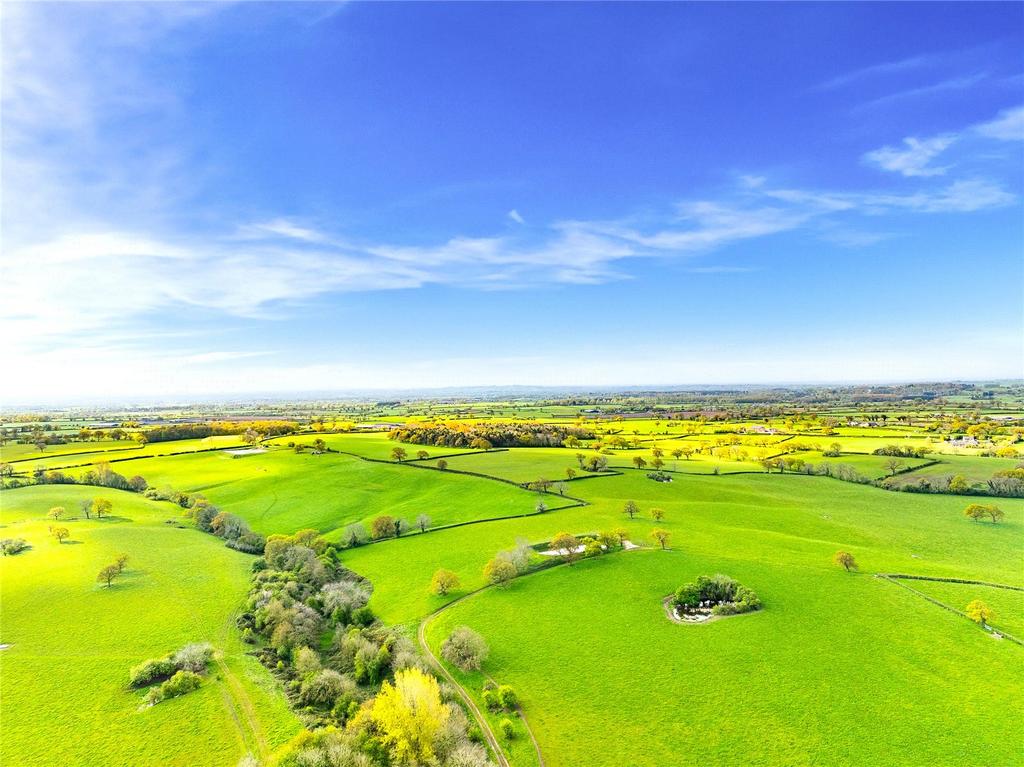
(2, 1), (1022, 402)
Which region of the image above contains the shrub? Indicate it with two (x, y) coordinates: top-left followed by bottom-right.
(172, 642), (213, 673)
(129, 657), (177, 687)
(499, 718), (515, 740)
(0, 538), (29, 556)
(496, 685), (518, 710)
(441, 626), (489, 672)
(161, 669), (202, 698)
(299, 669), (347, 708)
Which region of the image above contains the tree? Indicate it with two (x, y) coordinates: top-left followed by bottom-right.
(986, 505), (1006, 524)
(50, 526), (70, 544)
(436, 459), (448, 471)
(651, 457), (665, 470)
(441, 626), (489, 671)
(534, 499), (548, 514)
(965, 599), (994, 627)
(651, 447), (664, 459)
(393, 518), (409, 537)
(97, 564), (119, 587)
(390, 446), (408, 462)
(48, 506), (65, 520)
(834, 551), (857, 572)
(243, 427), (259, 446)
(948, 474), (971, 494)
(370, 668), (450, 765)
(632, 456), (647, 470)
(613, 527), (629, 547)
(681, 446), (695, 460)
(651, 528), (671, 549)
(469, 437), (492, 450)
(80, 499), (92, 519)
(884, 457), (906, 477)
(92, 498), (112, 519)
(483, 557), (517, 587)
(431, 568), (460, 596)
(416, 450), (429, 460)
(416, 513), (431, 533)
(623, 500), (639, 519)
(371, 515), (395, 539)
(565, 467), (577, 480)
(671, 449), (683, 462)
(549, 532), (581, 565)
(963, 504), (987, 522)
(651, 507), (665, 522)
(115, 553), (129, 572)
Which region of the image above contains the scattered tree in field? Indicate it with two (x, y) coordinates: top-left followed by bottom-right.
(370, 668), (449, 765)
(342, 522), (369, 548)
(416, 450), (429, 460)
(884, 458), (906, 477)
(115, 553), (129, 572)
(441, 626), (489, 671)
(431, 568), (460, 596)
(623, 500), (639, 519)
(632, 456), (647, 470)
(651, 507), (665, 522)
(555, 481), (568, 495)
(549, 532), (581, 565)
(535, 499), (548, 514)
(80, 499), (92, 519)
(499, 719), (515, 740)
(565, 467), (577, 480)
(613, 527), (629, 546)
(651, 457), (665, 470)
(436, 459), (448, 471)
(415, 513), (431, 533)
(964, 503), (1004, 523)
(596, 530), (619, 551)
(834, 551), (857, 572)
(92, 498), (112, 519)
(651, 447), (664, 459)
(483, 557), (517, 587)
(651, 528), (671, 549)
(49, 525), (70, 544)
(243, 428), (260, 446)
(965, 599), (994, 627)
(575, 452), (585, 468)
(48, 506), (65, 520)
(371, 515), (396, 539)
(393, 518), (409, 537)
(98, 564), (119, 587)
(681, 446), (696, 460)
(671, 449), (683, 462)
(530, 477), (553, 493)
(390, 446), (408, 462)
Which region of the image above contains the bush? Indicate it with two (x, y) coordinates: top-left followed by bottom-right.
(497, 685), (518, 710)
(173, 642), (213, 673)
(227, 531), (266, 554)
(0, 538), (29, 556)
(673, 574), (761, 616)
(499, 718), (516, 740)
(299, 669), (347, 708)
(129, 657), (176, 687)
(441, 626), (489, 672)
(162, 669), (202, 698)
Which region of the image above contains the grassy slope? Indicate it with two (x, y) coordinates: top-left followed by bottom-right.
(67, 448), (536, 537)
(902, 580), (1024, 639)
(0, 485), (300, 767)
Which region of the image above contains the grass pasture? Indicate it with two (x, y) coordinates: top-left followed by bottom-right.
(0, 485), (299, 767)
(66, 448), (539, 537)
(428, 549), (1024, 767)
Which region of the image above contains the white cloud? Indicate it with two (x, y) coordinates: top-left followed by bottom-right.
(974, 105), (1024, 141)
(863, 135), (957, 177)
(815, 54), (935, 90)
(507, 209), (525, 225)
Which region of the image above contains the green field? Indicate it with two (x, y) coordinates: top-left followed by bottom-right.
(4, 401), (1022, 767)
(0, 485), (300, 767)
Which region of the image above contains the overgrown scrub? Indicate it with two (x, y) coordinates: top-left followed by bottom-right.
(0, 538), (29, 555)
(241, 531), (493, 767)
(673, 575), (762, 617)
(128, 642), (214, 687)
(186, 495), (267, 553)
